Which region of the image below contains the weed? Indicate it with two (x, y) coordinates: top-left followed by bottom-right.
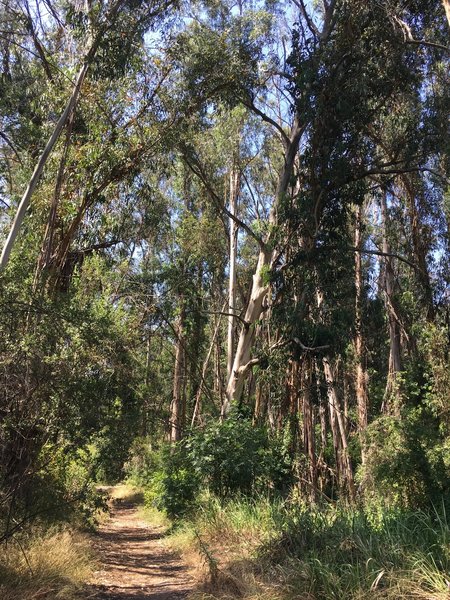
(0, 527), (94, 600)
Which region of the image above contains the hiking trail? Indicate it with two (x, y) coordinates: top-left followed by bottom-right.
(88, 492), (193, 600)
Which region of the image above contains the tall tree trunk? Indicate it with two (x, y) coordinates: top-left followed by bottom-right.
(170, 303), (186, 443)
(191, 301), (226, 426)
(380, 194), (402, 414)
(222, 116), (304, 414)
(400, 174), (435, 320)
(317, 380), (328, 494)
(142, 334), (152, 437)
(253, 382), (267, 425)
(227, 164), (239, 380)
(323, 355), (356, 501)
(443, 0), (450, 27)
(354, 204), (368, 463)
(302, 356), (317, 501)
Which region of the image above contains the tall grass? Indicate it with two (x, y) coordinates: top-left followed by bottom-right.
(0, 527), (94, 600)
(165, 495), (450, 599)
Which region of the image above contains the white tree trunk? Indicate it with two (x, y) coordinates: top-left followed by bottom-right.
(227, 166), (239, 380)
(0, 62), (89, 270)
(222, 116), (304, 415)
(380, 194), (402, 414)
(223, 246), (272, 415)
(443, 0), (450, 27)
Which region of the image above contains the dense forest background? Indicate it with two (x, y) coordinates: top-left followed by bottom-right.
(0, 0), (449, 597)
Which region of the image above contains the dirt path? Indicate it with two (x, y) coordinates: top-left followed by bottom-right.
(88, 499), (194, 600)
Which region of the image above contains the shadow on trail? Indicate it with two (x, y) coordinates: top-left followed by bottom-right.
(88, 500), (193, 600)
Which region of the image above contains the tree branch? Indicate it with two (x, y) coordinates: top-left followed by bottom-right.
(291, 0), (321, 38)
(182, 153), (265, 249)
(351, 246), (424, 274)
(236, 357), (260, 375)
(293, 337), (331, 352)
(242, 99), (290, 150)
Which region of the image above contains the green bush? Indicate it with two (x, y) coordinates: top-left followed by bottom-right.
(186, 416), (293, 497)
(126, 417), (292, 519)
(142, 444), (200, 519)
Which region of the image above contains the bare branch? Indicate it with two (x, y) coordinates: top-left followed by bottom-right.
(236, 357), (260, 375)
(351, 246), (424, 274)
(182, 153), (265, 249)
(291, 0), (321, 38)
(394, 15), (449, 53)
(242, 99), (290, 150)
(293, 337), (331, 352)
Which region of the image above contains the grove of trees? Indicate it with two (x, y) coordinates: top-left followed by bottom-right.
(0, 0), (449, 576)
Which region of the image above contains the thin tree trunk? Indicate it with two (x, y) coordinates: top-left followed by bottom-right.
(354, 204), (368, 463)
(191, 301), (226, 426)
(170, 303), (186, 443)
(323, 355), (356, 501)
(142, 334), (151, 437)
(400, 174), (434, 320)
(380, 194), (402, 414)
(318, 384), (328, 493)
(302, 357), (317, 501)
(227, 165), (239, 380)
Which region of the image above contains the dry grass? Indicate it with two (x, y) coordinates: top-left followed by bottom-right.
(137, 504), (170, 528)
(104, 483), (144, 505)
(0, 527), (94, 600)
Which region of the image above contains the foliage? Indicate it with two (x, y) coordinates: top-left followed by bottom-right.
(168, 496), (450, 600)
(0, 0), (449, 595)
(185, 417), (293, 497)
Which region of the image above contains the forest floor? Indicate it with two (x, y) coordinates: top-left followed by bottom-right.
(87, 489), (194, 600)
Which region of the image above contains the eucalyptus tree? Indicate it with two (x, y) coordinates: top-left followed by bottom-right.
(0, 0), (178, 271)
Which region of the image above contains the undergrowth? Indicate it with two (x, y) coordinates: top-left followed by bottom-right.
(0, 527), (94, 600)
(164, 495), (450, 600)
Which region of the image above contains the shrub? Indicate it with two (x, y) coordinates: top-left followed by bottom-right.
(0, 527), (93, 600)
(186, 416), (293, 497)
(132, 417), (293, 519)
(156, 444), (201, 518)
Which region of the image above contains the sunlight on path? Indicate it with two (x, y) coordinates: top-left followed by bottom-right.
(88, 495), (193, 600)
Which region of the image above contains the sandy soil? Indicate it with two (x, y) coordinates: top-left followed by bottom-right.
(87, 499), (193, 600)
